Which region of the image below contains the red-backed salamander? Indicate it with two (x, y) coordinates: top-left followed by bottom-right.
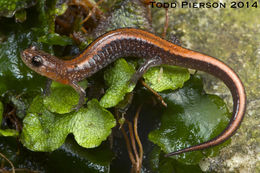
(21, 28), (246, 156)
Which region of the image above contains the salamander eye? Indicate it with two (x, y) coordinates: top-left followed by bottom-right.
(31, 56), (43, 67)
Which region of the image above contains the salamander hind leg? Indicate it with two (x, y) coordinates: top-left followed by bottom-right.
(70, 81), (86, 111)
(129, 56), (163, 84)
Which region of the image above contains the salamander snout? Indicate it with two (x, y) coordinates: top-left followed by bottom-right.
(21, 46), (41, 66)
(21, 46), (49, 75)
(22, 53), (43, 68)
(21, 46), (65, 82)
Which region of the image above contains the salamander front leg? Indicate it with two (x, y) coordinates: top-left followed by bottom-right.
(43, 79), (52, 96)
(130, 56), (162, 84)
(70, 81), (86, 111)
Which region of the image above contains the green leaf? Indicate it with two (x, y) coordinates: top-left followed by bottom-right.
(149, 146), (202, 173)
(59, 137), (113, 172)
(0, 0), (36, 18)
(54, 2), (68, 16)
(7, 93), (30, 119)
(0, 26), (46, 95)
(21, 96), (116, 151)
(0, 101), (3, 124)
(149, 75), (231, 165)
(0, 129), (19, 137)
(38, 33), (74, 46)
(100, 59), (135, 108)
(143, 65), (190, 92)
(63, 136), (113, 166)
(15, 9), (27, 23)
(43, 82), (87, 114)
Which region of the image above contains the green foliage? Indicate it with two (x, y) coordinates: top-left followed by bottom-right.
(100, 59), (136, 108)
(100, 60), (190, 108)
(149, 76), (231, 164)
(0, 136), (113, 172)
(143, 65), (190, 92)
(0, 101), (3, 123)
(43, 82), (86, 114)
(0, 0), (36, 18)
(15, 9), (27, 22)
(0, 129), (19, 137)
(94, 0), (152, 36)
(149, 146), (202, 173)
(38, 33), (73, 46)
(21, 96), (116, 151)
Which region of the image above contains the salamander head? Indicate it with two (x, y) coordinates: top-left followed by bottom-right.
(21, 46), (67, 83)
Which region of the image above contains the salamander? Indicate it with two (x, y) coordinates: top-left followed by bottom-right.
(21, 28), (246, 156)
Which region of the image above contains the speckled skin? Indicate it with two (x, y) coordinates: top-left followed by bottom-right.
(21, 28), (246, 156)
